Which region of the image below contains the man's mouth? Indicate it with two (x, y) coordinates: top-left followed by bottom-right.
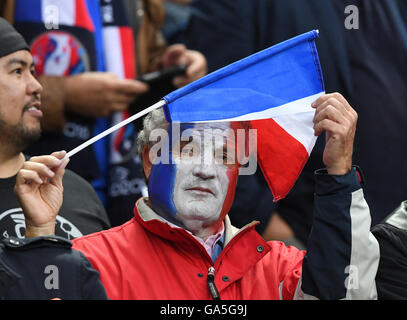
(23, 102), (42, 117)
(186, 187), (215, 196)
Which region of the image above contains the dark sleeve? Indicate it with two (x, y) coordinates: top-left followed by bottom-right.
(78, 251), (108, 300)
(371, 223), (407, 300)
(299, 167), (379, 299)
(0, 236), (108, 300)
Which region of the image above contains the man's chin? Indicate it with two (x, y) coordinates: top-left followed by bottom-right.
(177, 204), (221, 223)
(18, 127), (41, 149)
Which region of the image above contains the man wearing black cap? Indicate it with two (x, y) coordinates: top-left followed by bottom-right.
(0, 17), (111, 242)
(0, 17), (108, 299)
(0, 17), (41, 154)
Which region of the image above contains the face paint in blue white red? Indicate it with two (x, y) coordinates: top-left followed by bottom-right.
(147, 122), (241, 232)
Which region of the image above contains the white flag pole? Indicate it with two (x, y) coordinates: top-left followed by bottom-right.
(64, 99), (166, 160)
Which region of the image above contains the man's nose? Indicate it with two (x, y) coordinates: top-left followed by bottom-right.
(192, 159), (217, 180)
(27, 73), (43, 96)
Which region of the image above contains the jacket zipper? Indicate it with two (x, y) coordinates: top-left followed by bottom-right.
(207, 266), (220, 300)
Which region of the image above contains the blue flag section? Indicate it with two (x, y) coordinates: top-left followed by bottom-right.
(163, 30), (324, 123)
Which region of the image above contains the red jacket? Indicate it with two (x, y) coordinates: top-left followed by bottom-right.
(73, 169), (380, 300)
(73, 198), (305, 300)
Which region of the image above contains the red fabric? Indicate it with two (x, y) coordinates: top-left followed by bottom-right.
(118, 27), (136, 79)
(252, 118), (310, 201)
(74, 0), (95, 31)
(113, 110), (129, 151)
(72, 199), (305, 300)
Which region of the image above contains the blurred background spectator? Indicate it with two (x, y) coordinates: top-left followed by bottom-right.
(332, 0), (407, 227)
(162, 0), (191, 44)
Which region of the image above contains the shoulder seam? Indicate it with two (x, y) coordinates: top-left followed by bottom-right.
(74, 218), (137, 242)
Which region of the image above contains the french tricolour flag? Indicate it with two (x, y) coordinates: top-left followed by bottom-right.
(163, 30), (325, 201)
(64, 30), (324, 203)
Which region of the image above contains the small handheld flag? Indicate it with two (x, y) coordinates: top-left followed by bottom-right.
(65, 30), (325, 201)
(163, 30), (325, 200)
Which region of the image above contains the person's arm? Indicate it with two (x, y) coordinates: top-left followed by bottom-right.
(36, 72), (149, 133)
(63, 72), (149, 118)
(371, 201), (407, 300)
(0, 0), (15, 24)
(289, 93), (379, 299)
(297, 167), (379, 299)
(1, 236), (108, 300)
(164, 0), (190, 4)
(36, 75), (66, 132)
(160, 44), (207, 88)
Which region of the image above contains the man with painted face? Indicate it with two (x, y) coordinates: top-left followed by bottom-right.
(16, 91), (380, 299)
(144, 121), (240, 243)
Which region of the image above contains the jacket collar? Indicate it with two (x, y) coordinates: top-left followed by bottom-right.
(133, 197), (271, 292)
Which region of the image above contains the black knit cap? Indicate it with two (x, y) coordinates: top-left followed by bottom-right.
(0, 17), (29, 58)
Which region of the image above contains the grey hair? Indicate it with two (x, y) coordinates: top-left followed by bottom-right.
(136, 107), (169, 158)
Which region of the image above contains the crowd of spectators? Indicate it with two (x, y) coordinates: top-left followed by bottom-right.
(0, 0), (406, 300)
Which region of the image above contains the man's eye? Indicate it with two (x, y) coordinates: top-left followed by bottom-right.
(218, 150), (237, 167)
(181, 147), (194, 156)
(13, 68), (23, 75)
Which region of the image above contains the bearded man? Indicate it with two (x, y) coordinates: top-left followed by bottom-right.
(0, 18), (110, 241)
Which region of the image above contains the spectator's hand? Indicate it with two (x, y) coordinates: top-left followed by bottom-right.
(64, 72), (149, 118)
(14, 151), (69, 238)
(161, 44), (207, 88)
(312, 92), (358, 175)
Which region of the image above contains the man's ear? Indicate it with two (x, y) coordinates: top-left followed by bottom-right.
(142, 146), (152, 180)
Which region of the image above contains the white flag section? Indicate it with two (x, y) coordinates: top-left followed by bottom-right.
(196, 93), (323, 123)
